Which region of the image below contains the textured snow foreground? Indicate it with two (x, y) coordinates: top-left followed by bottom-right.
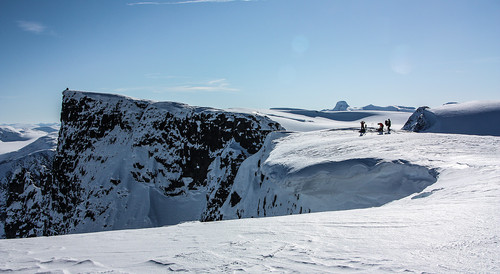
(1, 130), (500, 273)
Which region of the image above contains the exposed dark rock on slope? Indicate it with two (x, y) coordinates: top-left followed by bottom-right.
(0, 134), (58, 238)
(403, 101), (500, 136)
(4, 90), (281, 238)
(402, 106), (434, 132)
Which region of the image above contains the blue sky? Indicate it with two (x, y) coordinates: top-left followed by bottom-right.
(1, 0), (499, 123)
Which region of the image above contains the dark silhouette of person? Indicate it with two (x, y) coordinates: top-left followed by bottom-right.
(360, 121), (366, 133)
(385, 119), (391, 132)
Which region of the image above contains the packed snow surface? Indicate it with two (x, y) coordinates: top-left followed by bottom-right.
(1, 129), (499, 273)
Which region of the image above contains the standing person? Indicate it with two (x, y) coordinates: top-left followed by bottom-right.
(360, 121), (366, 134)
(385, 119), (391, 132)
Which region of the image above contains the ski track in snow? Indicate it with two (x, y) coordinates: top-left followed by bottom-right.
(1, 128), (500, 273)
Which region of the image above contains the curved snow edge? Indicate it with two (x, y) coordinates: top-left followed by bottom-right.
(220, 131), (439, 219)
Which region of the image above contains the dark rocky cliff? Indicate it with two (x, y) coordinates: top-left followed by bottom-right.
(4, 90), (282, 238)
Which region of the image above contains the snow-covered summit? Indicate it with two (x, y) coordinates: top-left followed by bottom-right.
(403, 100), (500, 136)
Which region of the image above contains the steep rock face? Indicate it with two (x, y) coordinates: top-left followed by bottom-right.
(40, 90), (281, 235)
(402, 106), (434, 132)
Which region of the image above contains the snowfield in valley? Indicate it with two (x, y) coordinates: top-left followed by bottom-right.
(1, 99), (500, 273)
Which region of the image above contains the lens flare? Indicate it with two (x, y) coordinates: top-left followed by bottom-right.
(292, 35), (309, 54)
(391, 45), (412, 75)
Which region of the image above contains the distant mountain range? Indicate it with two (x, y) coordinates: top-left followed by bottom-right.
(322, 100), (416, 112)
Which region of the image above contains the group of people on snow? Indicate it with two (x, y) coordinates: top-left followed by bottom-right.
(359, 119), (391, 134)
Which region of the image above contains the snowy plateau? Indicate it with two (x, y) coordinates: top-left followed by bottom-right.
(0, 91), (499, 273)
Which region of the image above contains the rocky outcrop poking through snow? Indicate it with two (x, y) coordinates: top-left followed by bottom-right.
(4, 90), (281, 238)
(402, 106), (434, 132)
(403, 101), (500, 136)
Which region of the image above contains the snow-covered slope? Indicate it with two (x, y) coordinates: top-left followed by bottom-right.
(0, 126), (30, 143)
(230, 107), (411, 132)
(1, 93), (499, 271)
(1, 130), (499, 273)
(0, 125), (54, 154)
(403, 100), (500, 136)
(0, 125), (59, 238)
(360, 104), (415, 112)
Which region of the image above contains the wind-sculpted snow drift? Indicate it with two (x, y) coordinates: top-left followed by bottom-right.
(4, 90), (282, 238)
(220, 132), (438, 219)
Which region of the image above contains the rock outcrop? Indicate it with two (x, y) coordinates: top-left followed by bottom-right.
(3, 90), (282, 238)
(402, 106), (434, 132)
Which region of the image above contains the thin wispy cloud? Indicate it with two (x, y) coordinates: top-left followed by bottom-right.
(127, 0), (255, 6)
(171, 78), (239, 92)
(17, 20), (46, 34)
(17, 20), (56, 36)
(114, 78), (239, 93)
(127, 1), (162, 5)
(144, 73), (188, 80)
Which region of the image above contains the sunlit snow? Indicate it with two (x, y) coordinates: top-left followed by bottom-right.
(1, 102), (499, 273)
